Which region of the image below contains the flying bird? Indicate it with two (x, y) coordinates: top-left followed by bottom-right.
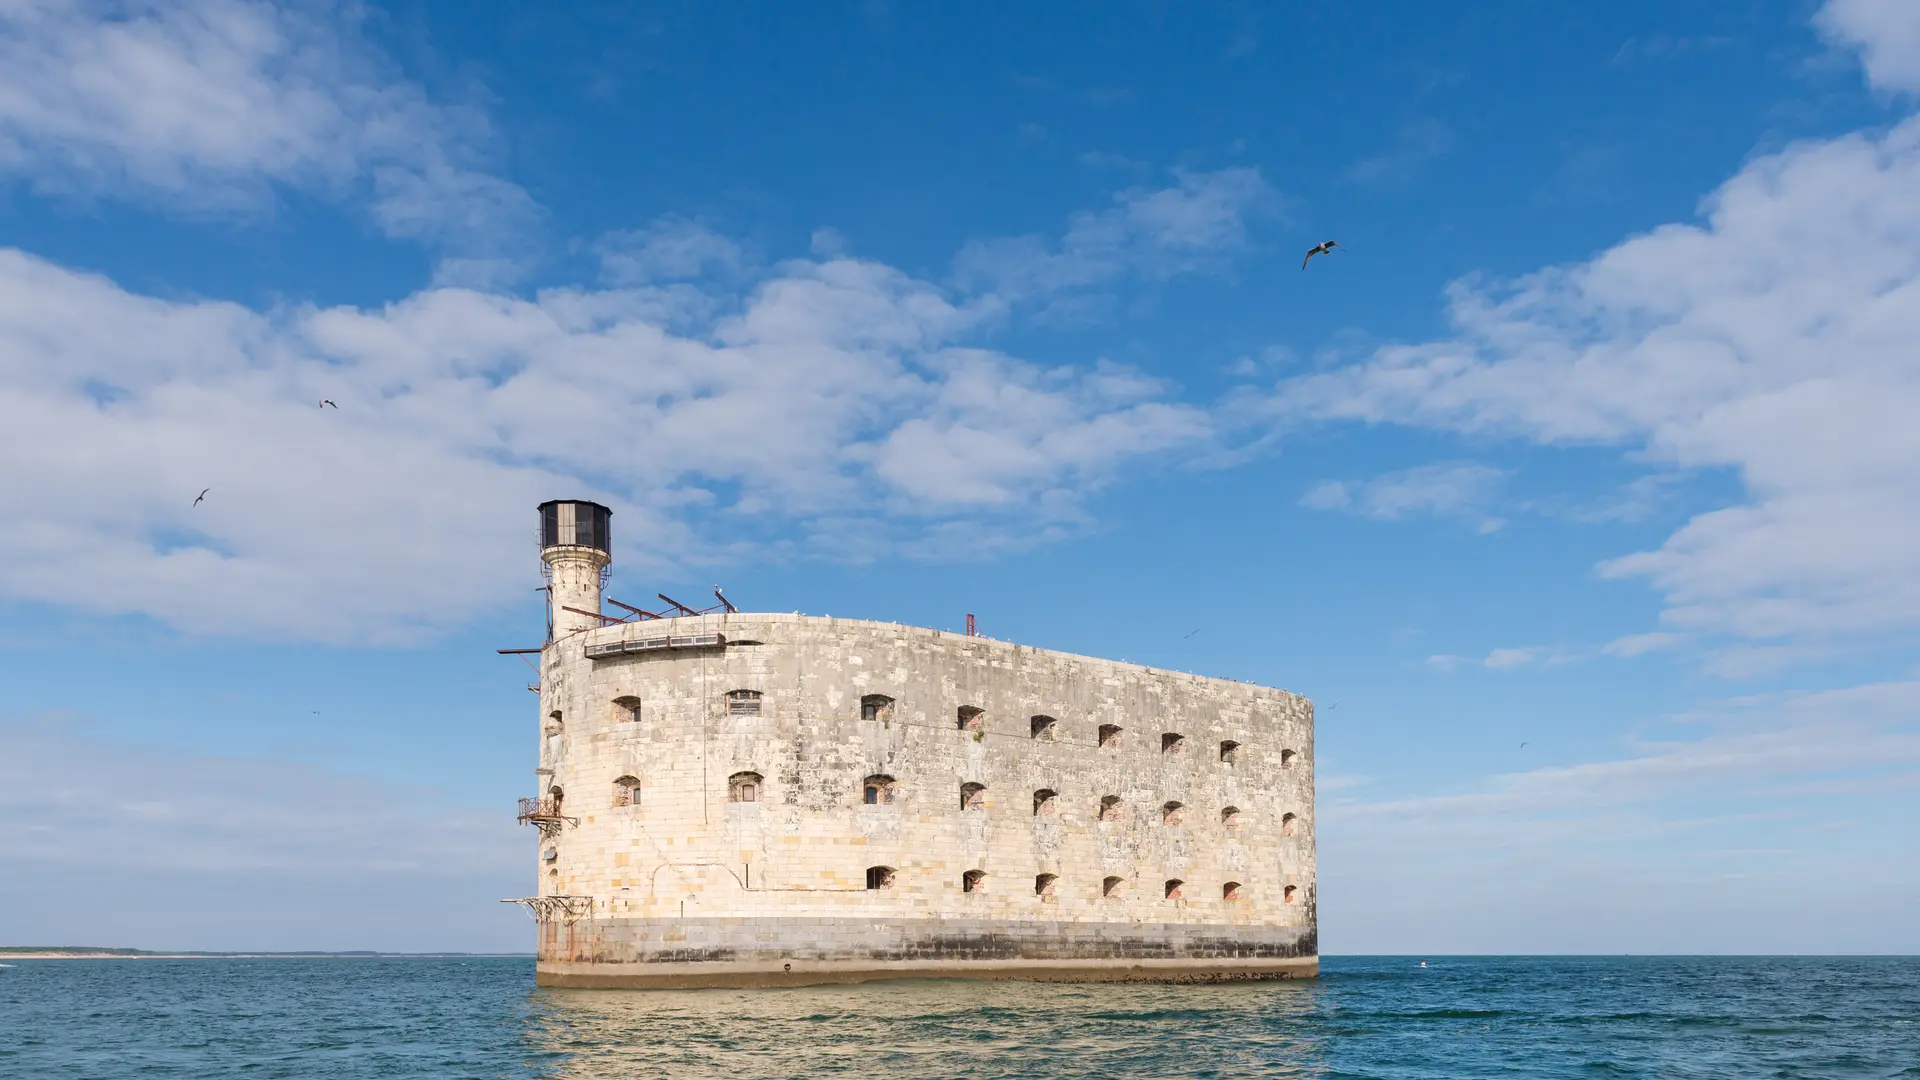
(1301, 240), (1341, 270)
(318, 399), (337, 409)
(1520, 741), (1529, 748)
(1183, 628), (1200, 639)
(192, 488), (209, 507)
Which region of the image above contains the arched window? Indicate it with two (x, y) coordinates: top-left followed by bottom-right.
(1030, 715), (1057, 741)
(1098, 724), (1122, 747)
(1219, 740), (1241, 764)
(1223, 881), (1244, 902)
(1284, 884), (1299, 904)
(1281, 748), (1298, 767)
(1102, 875), (1125, 898)
(1035, 873), (1058, 901)
(957, 705), (984, 732)
(860, 694), (894, 723)
(862, 774), (896, 805)
(729, 771), (763, 803)
(613, 775), (641, 807)
(960, 782), (986, 811)
(1162, 800), (1185, 826)
(963, 869), (986, 893)
(726, 690), (763, 717)
(1282, 811), (1297, 836)
(1164, 878), (1184, 900)
(546, 710), (564, 732)
(548, 786), (564, 815)
(1032, 788), (1058, 816)
(866, 866), (896, 890)
(1099, 795), (1122, 821)
(612, 696), (642, 723)
(1161, 732), (1185, 756)
(1221, 806), (1242, 828)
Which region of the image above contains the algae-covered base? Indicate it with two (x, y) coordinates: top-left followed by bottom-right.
(536, 954), (1319, 989)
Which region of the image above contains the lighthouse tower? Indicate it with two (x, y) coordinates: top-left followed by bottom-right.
(538, 499), (612, 639)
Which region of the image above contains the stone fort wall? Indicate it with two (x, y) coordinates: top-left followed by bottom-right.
(527, 612), (1316, 987)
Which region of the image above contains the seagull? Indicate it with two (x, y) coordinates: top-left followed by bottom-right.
(1520, 741), (1529, 748)
(1301, 240), (1341, 270)
(192, 488), (210, 507)
(1183, 628), (1200, 639)
(318, 399), (337, 409)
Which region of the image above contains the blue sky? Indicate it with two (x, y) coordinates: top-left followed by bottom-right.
(2, 0), (1917, 954)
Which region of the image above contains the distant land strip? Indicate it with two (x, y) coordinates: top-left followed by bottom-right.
(1, 947), (533, 959)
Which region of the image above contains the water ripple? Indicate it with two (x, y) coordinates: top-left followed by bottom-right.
(0, 956), (1914, 1078)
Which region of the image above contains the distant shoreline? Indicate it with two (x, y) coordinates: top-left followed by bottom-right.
(0, 950), (534, 960)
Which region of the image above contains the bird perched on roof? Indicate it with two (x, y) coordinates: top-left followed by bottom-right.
(318, 399), (337, 409)
(1302, 240), (1341, 269)
(192, 488), (209, 507)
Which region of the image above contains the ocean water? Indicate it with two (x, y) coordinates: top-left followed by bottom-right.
(1, 956), (1915, 1079)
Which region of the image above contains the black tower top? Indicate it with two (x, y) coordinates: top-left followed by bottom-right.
(538, 500), (612, 553)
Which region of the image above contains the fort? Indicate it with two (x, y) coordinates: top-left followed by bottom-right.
(507, 500), (1317, 988)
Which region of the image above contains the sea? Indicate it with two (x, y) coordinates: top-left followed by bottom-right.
(1, 956), (1915, 1078)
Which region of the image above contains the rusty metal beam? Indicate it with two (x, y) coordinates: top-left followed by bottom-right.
(657, 593), (701, 617)
(607, 598), (665, 620)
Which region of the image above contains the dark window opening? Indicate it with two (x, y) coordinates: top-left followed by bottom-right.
(957, 705), (984, 731)
(1219, 740), (1241, 764)
(729, 771), (763, 803)
(1164, 879), (1184, 900)
(1161, 732), (1185, 755)
(1284, 885), (1299, 904)
(1099, 795), (1122, 821)
(1283, 812), (1298, 836)
(1098, 724), (1122, 747)
(613, 776), (640, 807)
(613, 696), (642, 723)
(1102, 875), (1125, 898)
(862, 774), (896, 805)
(1281, 748), (1298, 767)
(866, 866), (896, 890)
(860, 694), (895, 724)
(1035, 873), (1058, 900)
(1032, 788), (1058, 816)
(1223, 881), (1244, 902)
(1162, 800), (1185, 826)
(1221, 806), (1242, 828)
(960, 782), (986, 811)
(1030, 715), (1057, 741)
(963, 869), (986, 893)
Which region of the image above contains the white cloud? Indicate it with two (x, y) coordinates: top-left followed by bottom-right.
(0, 240), (1211, 641)
(595, 217), (745, 285)
(1426, 645), (1562, 671)
(0, 718), (517, 874)
(1275, 115), (1920, 651)
(0, 717), (526, 950)
(1482, 646), (1542, 670)
(1323, 680), (1920, 952)
(952, 167), (1279, 301)
(0, 0), (537, 256)
(1816, 0), (1920, 93)
(1603, 631), (1684, 658)
(1298, 461), (1506, 531)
